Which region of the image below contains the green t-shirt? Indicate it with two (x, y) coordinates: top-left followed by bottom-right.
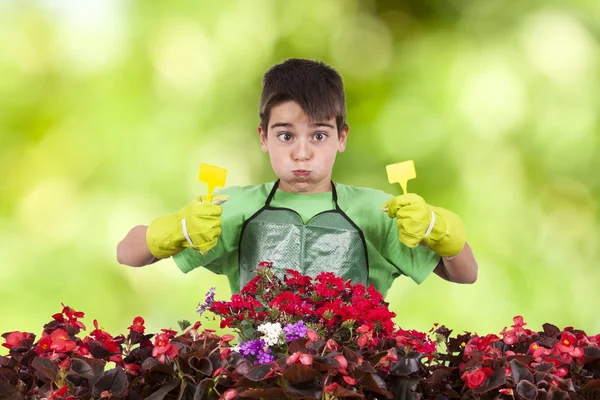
(173, 182), (441, 297)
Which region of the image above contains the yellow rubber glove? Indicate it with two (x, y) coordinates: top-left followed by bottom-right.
(382, 193), (466, 258)
(146, 195), (229, 259)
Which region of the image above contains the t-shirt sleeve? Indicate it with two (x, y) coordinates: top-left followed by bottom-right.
(351, 186), (441, 285)
(338, 185), (441, 286)
(172, 186), (244, 275)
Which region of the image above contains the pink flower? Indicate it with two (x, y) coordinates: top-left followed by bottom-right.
(501, 316), (531, 345)
(220, 388), (237, 400)
(529, 342), (552, 361)
(286, 351), (313, 366)
(326, 339), (339, 352)
(306, 330), (318, 345)
(553, 332), (584, 364)
(152, 333), (179, 363)
(334, 354), (348, 371)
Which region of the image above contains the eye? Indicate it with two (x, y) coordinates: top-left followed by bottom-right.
(277, 133), (293, 142)
(314, 132), (328, 142)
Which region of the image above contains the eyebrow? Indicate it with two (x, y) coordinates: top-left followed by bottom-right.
(269, 122), (336, 129)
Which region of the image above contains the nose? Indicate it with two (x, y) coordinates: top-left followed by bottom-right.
(292, 139), (312, 161)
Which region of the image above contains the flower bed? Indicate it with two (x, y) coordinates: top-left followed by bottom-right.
(2, 263), (600, 399)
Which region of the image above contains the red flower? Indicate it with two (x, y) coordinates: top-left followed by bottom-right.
(463, 334), (499, 358)
(61, 304), (84, 319)
(161, 329), (178, 338)
(220, 318), (233, 329)
(257, 261), (273, 270)
(124, 363), (141, 376)
(315, 272), (345, 298)
(220, 348), (232, 360)
(241, 276), (260, 295)
(58, 357), (71, 370)
(2, 331), (33, 349)
(50, 385), (69, 399)
(108, 353), (123, 364)
(128, 317), (145, 334)
(461, 367), (492, 389)
(284, 269), (313, 289)
(324, 382), (338, 393)
(49, 329), (77, 353)
(75, 339), (91, 358)
(220, 334), (235, 344)
(270, 291), (307, 316)
(90, 320), (113, 341)
(555, 367), (568, 377)
(53, 304), (86, 331)
(342, 376), (356, 385)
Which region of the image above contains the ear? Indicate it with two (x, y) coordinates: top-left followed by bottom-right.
(337, 124), (349, 152)
(258, 125), (269, 152)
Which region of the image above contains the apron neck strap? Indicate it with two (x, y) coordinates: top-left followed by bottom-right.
(265, 180), (339, 207)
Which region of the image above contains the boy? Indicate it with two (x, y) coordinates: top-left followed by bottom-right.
(117, 59), (478, 298)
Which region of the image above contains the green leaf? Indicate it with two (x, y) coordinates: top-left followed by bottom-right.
(178, 320), (191, 331)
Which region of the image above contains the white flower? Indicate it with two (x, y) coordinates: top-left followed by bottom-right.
(257, 322), (283, 346)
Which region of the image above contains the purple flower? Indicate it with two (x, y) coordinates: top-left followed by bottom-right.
(255, 347), (274, 365)
(239, 339), (274, 365)
(239, 339), (265, 358)
(197, 287), (216, 316)
(284, 321), (307, 342)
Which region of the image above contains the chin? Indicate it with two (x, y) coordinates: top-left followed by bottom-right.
(278, 178), (312, 193)
(282, 176), (330, 194)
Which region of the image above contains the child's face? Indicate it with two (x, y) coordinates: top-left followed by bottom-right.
(258, 101), (348, 194)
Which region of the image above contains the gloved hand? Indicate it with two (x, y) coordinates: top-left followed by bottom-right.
(146, 195), (229, 258)
(382, 193), (466, 258)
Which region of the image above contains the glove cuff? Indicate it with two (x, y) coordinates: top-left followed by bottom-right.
(422, 206), (466, 258)
(146, 213), (186, 259)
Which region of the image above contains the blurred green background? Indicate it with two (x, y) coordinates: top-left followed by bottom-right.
(1, 0), (599, 350)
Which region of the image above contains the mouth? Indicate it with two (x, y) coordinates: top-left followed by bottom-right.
(293, 170), (311, 177)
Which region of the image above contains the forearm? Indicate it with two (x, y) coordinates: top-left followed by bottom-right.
(117, 225), (158, 267)
(435, 242), (478, 284)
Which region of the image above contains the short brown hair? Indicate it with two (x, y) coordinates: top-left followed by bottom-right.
(259, 58), (347, 135)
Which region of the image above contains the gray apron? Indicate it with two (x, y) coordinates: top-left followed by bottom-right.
(238, 180), (369, 290)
